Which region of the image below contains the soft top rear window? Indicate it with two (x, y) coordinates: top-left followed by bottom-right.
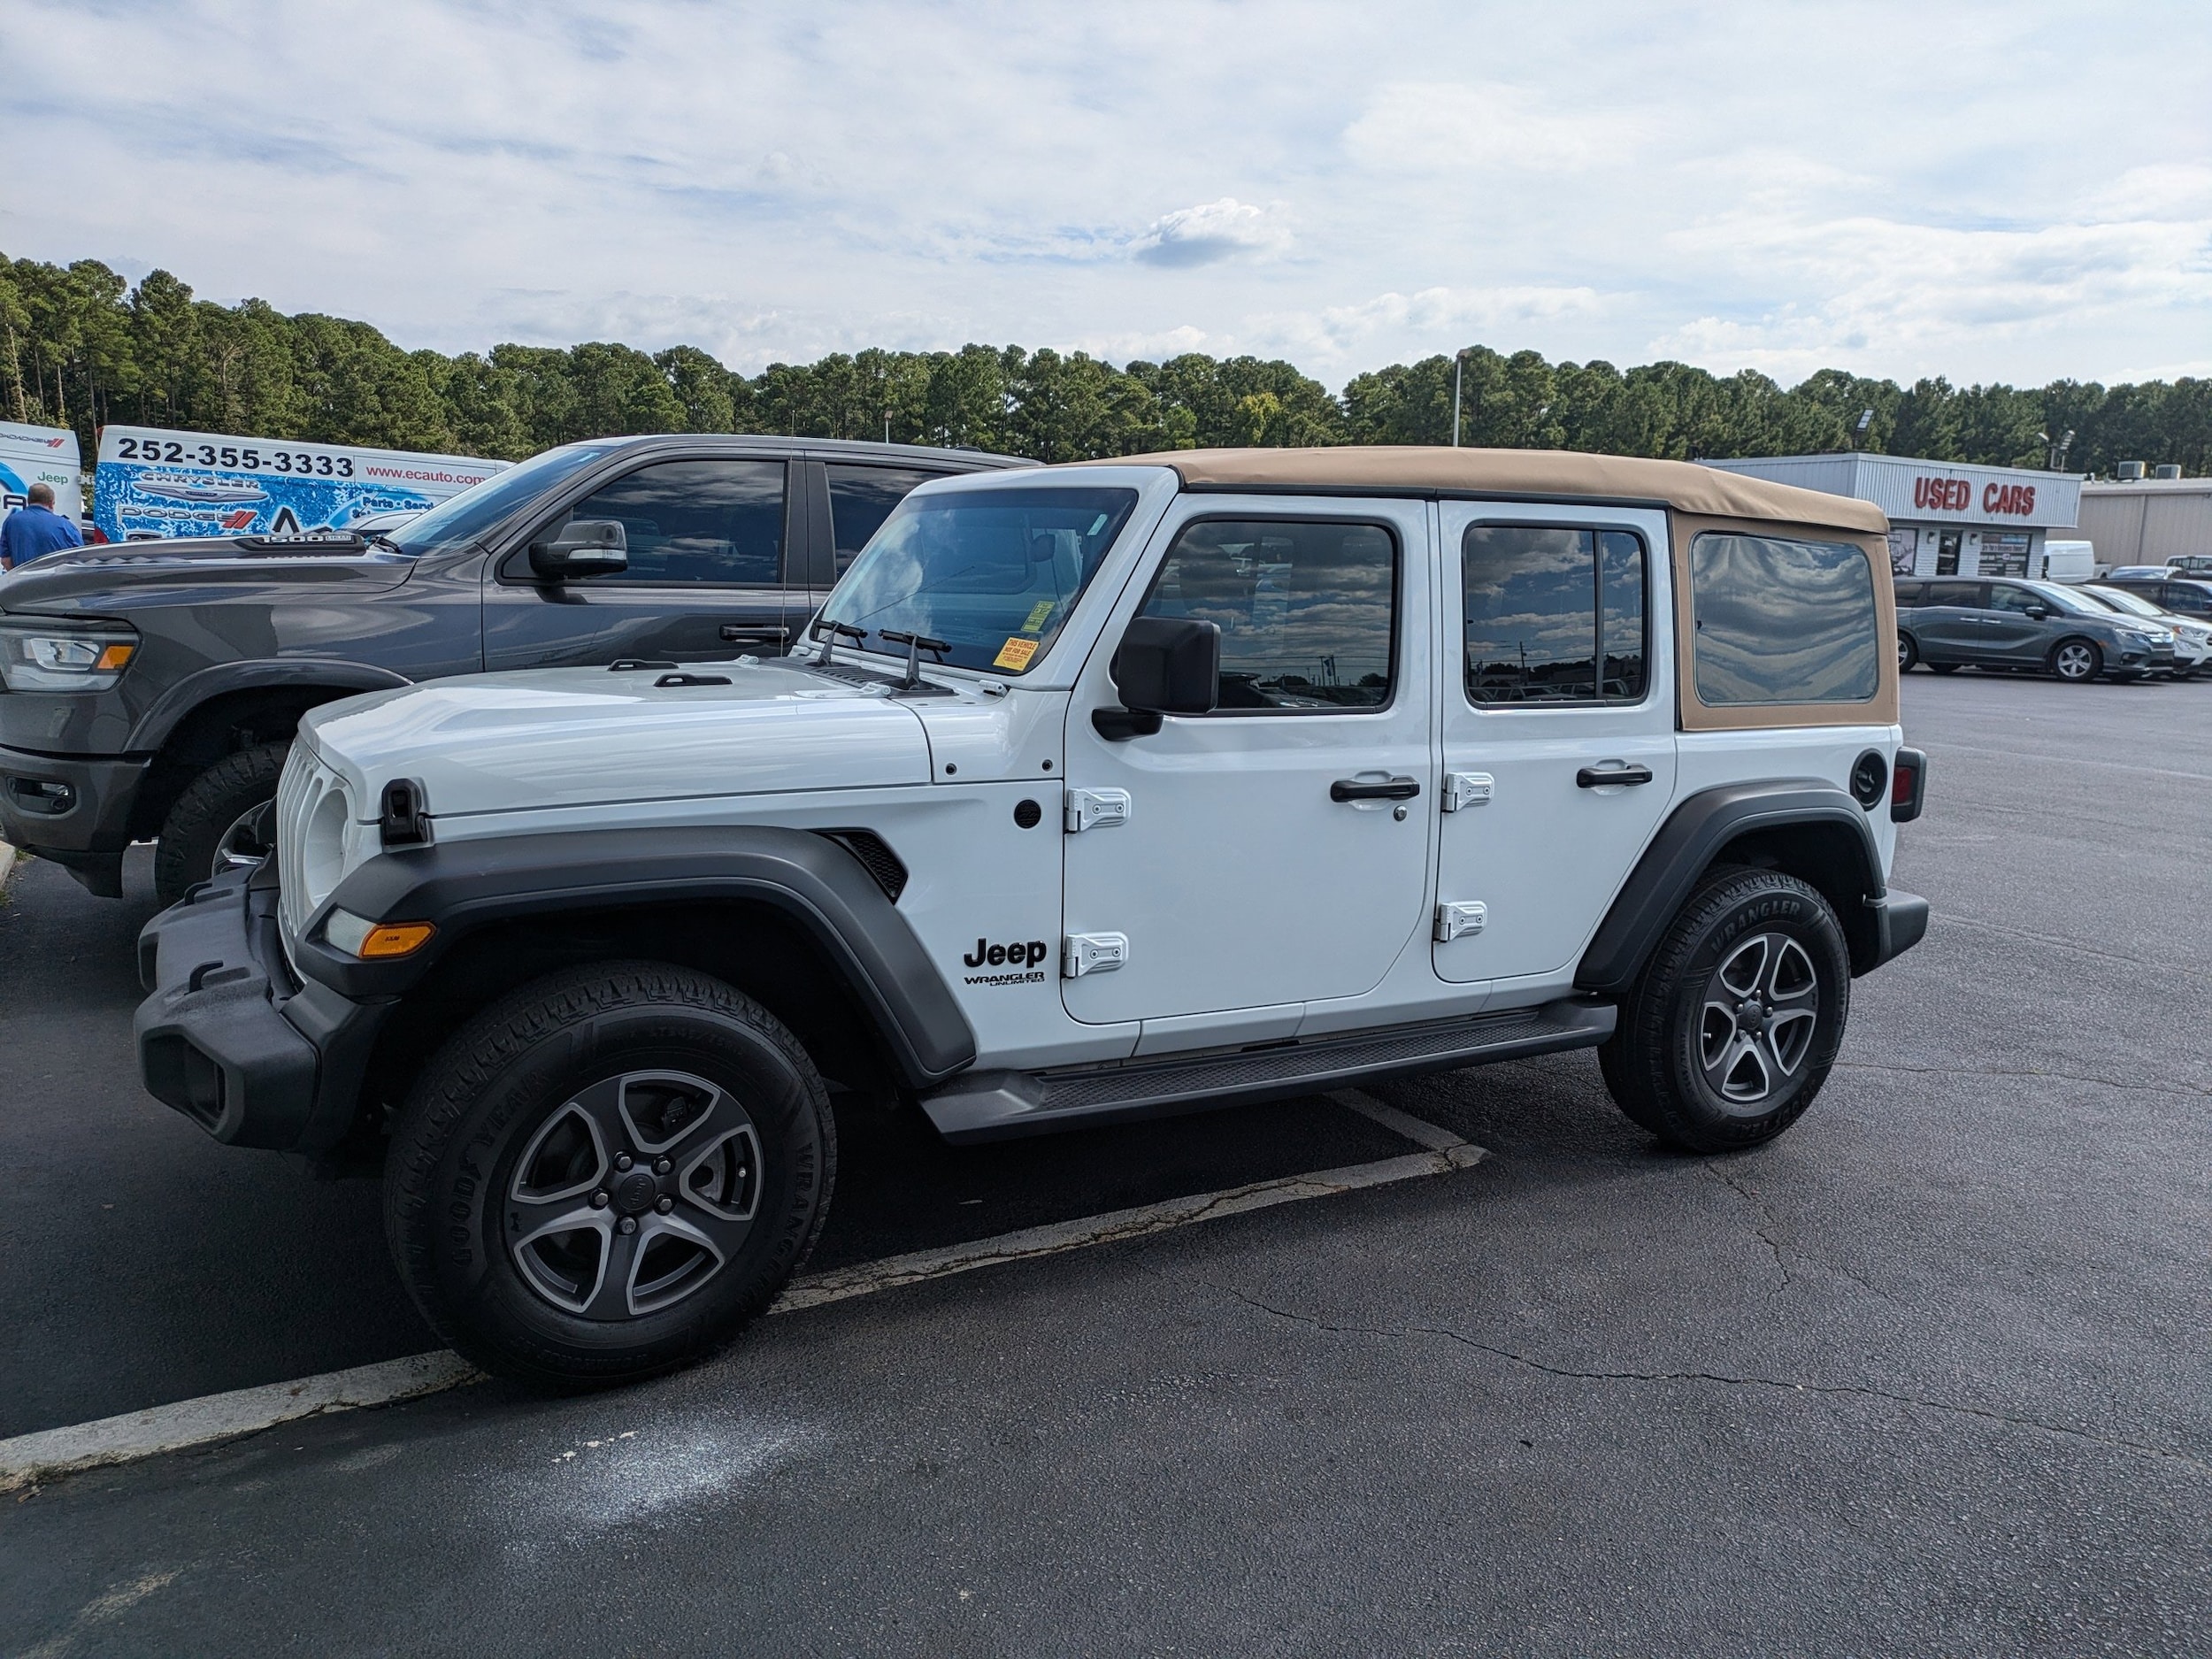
(1691, 533), (1880, 706)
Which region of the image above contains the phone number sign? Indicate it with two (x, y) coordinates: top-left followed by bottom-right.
(94, 426), (506, 542)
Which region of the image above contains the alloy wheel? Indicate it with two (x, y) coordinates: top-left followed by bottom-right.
(2054, 642), (2097, 680)
(210, 799), (277, 877)
(1698, 932), (1819, 1110)
(507, 1070), (763, 1319)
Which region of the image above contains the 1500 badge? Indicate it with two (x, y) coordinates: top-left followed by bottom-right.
(961, 937), (1050, 987)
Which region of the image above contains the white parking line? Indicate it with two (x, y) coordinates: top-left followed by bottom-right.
(1, 1095), (1486, 1491)
(0, 1351), (479, 1493)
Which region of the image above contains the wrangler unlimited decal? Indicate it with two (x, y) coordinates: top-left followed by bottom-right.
(963, 937), (1051, 987)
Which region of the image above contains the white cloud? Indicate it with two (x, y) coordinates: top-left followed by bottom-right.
(4, 0), (2208, 388)
(1130, 199), (1290, 268)
(1342, 82), (1644, 174)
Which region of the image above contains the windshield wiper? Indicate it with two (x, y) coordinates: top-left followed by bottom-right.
(879, 628), (950, 689)
(810, 618), (868, 665)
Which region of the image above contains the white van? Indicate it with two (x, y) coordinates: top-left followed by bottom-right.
(2034, 539), (2097, 583)
(0, 420), (83, 537)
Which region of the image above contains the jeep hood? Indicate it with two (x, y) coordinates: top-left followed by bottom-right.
(0, 537), (418, 616)
(300, 660), (934, 819)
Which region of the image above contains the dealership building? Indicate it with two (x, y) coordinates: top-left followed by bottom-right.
(1700, 453), (2083, 579)
(2075, 472), (2212, 569)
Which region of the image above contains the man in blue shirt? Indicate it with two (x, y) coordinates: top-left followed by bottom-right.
(0, 482), (84, 571)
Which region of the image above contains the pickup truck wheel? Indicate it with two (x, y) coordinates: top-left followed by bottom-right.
(152, 741), (290, 905)
(384, 961), (836, 1389)
(1598, 867), (1848, 1154)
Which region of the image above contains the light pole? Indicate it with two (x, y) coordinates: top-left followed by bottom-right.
(1452, 348), (1475, 447)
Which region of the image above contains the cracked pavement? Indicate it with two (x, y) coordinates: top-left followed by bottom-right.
(3, 671), (2208, 1655)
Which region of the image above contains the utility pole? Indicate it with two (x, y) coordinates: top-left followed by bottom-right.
(1452, 348), (1475, 447)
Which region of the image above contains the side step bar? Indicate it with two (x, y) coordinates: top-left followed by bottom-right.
(921, 997), (1616, 1143)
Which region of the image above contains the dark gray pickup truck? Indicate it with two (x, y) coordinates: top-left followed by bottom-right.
(0, 435), (1026, 902)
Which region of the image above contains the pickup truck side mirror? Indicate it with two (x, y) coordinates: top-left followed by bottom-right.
(1095, 617), (1218, 740)
(528, 519), (628, 580)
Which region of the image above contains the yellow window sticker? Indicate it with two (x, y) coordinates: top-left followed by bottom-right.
(1021, 600), (1055, 633)
(993, 636), (1040, 672)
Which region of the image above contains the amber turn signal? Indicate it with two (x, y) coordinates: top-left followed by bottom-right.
(324, 908), (436, 959)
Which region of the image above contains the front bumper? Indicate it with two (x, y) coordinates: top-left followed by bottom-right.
(0, 743), (149, 895)
(134, 864), (387, 1153)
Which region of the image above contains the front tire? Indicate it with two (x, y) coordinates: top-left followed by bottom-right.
(385, 962), (836, 1388)
(1600, 867), (1849, 1153)
(2050, 639), (2101, 682)
(153, 741), (290, 905)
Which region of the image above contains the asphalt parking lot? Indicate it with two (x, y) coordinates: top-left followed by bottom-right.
(3, 670), (2208, 1655)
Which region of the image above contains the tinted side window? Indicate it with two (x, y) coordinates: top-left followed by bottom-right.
(1927, 581), (1983, 608)
(2163, 584), (2212, 616)
(1463, 526), (1647, 704)
(1690, 533), (1880, 706)
(1138, 518), (1396, 710)
(1985, 585), (2042, 615)
(1893, 581), (1925, 608)
(826, 465), (939, 575)
(559, 459), (786, 585)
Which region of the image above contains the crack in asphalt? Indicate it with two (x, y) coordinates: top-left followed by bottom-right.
(1932, 913), (2209, 983)
(1708, 1170), (1794, 1291)
(1835, 1059), (2212, 1100)
(1213, 1285), (2212, 1479)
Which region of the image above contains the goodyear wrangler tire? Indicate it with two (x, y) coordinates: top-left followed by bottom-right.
(1599, 867), (1849, 1154)
(385, 961), (835, 1389)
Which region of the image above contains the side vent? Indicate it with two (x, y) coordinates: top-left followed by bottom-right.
(817, 829), (908, 902)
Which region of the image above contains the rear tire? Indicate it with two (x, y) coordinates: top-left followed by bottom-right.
(1927, 662), (1960, 674)
(1599, 867), (1849, 1154)
(152, 742), (290, 905)
(384, 961), (836, 1389)
(2050, 639), (2101, 681)
(1896, 634), (1918, 672)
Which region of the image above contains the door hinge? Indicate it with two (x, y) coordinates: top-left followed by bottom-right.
(1063, 932), (1129, 977)
(1064, 787), (1132, 833)
(1434, 901), (1487, 942)
(1440, 772), (1494, 812)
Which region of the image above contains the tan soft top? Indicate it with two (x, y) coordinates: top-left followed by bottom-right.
(1078, 447), (1888, 535)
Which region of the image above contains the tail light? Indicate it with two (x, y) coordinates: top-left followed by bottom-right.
(1891, 748), (1928, 824)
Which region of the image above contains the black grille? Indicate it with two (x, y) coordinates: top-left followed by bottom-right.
(818, 829), (908, 902)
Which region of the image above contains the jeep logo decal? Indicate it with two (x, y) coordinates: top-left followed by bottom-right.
(964, 938), (1049, 970)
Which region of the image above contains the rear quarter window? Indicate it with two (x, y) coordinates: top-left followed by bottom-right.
(1691, 533), (1881, 706)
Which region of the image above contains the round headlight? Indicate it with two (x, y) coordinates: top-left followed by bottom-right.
(300, 781), (351, 912)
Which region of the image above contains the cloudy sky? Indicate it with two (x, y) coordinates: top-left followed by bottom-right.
(6, 0), (2209, 387)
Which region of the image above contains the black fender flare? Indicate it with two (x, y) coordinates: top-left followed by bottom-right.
(127, 659), (412, 753)
(299, 825), (978, 1087)
(1576, 780), (1886, 994)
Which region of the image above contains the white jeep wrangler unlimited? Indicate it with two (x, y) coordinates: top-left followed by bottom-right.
(135, 448), (1929, 1386)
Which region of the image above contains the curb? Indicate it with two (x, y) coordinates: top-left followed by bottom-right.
(0, 841), (15, 888)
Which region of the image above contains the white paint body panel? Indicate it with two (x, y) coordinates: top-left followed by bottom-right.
(1433, 502), (1678, 988)
(1058, 494), (1437, 1028)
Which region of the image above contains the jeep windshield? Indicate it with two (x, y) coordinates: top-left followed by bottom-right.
(388, 442), (622, 558)
(817, 486), (1140, 676)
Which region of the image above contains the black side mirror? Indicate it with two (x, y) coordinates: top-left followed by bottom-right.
(1095, 617), (1218, 740)
(528, 519), (628, 580)
(2025, 604), (2050, 619)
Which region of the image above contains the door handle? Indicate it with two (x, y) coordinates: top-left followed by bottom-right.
(720, 624), (790, 643)
(1331, 776), (1422, 803)
(1575, 765), (1663, 792)
(1576, 763), (1654, 788)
